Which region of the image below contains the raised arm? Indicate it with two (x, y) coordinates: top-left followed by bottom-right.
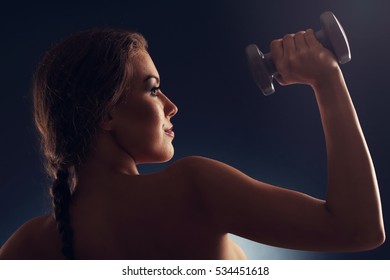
(273, 29), (385, 247)
(179, 29), (385, 252)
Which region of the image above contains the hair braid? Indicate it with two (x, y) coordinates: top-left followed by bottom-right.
(51, 167), (74, 259)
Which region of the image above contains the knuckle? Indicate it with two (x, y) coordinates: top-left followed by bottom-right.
(306, 28), (314, 34)
(297, 48), (308, 57)
(270, 39), (282, 54)
(289, 57), (300, 71)
(283, 33), (294, 40)
(270, 39), (282, 48)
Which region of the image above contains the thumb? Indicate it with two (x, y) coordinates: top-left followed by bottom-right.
(274, 73), (288, 86)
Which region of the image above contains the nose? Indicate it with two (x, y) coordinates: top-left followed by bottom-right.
(163, 93), (178, 118)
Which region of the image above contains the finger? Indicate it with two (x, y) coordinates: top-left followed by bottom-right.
(294, 31), (308, 51)
(304, 29), (321, 48)
(282, 34), (295, 57)
(270, 38), (283, 65)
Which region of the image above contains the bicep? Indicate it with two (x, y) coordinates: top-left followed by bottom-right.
(185, 156), (351, 252)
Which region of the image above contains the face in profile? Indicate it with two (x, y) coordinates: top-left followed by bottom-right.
(102, 51), (178, 165)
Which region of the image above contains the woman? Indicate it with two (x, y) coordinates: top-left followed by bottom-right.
(0, 28), (385, 259)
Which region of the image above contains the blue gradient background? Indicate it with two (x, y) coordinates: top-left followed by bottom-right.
(0, 0), (389, 259)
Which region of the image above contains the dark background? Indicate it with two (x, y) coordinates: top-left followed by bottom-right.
(0, 0), (388, 259)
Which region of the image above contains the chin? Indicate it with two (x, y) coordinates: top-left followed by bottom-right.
(156, 142), (175, 163)
(157, 149), (175, 163)
(136, 147), (174, 164)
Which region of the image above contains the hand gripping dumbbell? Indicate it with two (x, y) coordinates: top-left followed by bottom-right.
(245, 11), (351, 96)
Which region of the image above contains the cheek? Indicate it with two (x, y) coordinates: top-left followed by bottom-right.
(115, 101), (167, 160)
(134, 102), (163, 134)
(122, 99), (161, 130)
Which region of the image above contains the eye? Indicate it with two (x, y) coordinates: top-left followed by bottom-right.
(150, 86), (160, 97)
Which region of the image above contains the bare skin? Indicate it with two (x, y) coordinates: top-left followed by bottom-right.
(0, 29), (385, 259)
(0, 166), (246, 259)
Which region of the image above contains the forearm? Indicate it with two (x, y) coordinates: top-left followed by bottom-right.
(313, 69), (384, 244)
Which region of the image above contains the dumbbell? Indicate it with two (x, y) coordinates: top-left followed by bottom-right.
(245, 11), (351, 96)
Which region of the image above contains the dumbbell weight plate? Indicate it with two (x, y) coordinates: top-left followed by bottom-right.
(245, 44), (274, 96)
(319, 11), (351, 64)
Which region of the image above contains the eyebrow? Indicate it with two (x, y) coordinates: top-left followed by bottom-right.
(143, 75), (160, 84)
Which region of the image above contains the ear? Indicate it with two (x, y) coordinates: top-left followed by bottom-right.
(99, 111), (115, 131)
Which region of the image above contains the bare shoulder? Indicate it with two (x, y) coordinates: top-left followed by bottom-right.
(166, 155), (257, 189)
(162, 155), (244, 190)
(169, 155), (224, 166)
(166, 156), (236, 175)
(157, 156), (209, 184)
(0, 214), (62, 260)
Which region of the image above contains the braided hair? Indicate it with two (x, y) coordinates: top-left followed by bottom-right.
(33, 29), (148, 259)
(51, 167), (73, 259)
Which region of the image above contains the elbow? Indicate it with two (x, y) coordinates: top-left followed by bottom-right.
(367, 227), (386, 250)
(348, 226), (386, 251)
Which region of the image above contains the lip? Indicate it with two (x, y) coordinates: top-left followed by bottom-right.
(164, 126), (175, 138)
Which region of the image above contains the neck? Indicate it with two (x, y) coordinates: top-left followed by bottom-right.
(73, 129), (140, 194)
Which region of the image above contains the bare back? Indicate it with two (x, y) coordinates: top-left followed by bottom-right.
(0, 159), (246, 260)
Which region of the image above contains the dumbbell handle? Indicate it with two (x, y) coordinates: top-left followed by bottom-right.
(263, 29), (331, 76)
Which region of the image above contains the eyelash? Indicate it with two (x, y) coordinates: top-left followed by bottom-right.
(150, 86), (160, 97)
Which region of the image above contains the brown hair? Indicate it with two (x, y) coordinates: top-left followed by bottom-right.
(33, 29), (148, 259)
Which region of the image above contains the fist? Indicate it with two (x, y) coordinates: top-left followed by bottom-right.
(270, 29), (339, 87)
